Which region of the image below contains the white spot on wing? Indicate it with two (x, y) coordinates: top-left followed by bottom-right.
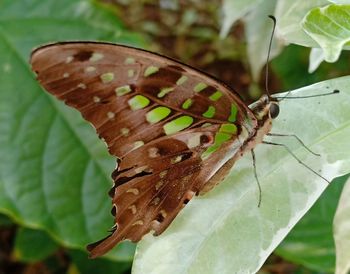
(148, 147), (159, 158)
(155, 181), (164, 190)
(128, 205), (137, 214)
(85, 66), (96, 73)
(89, 52), (104, 62)
(132, 220), (144, 226)
(188, 134), (201, 148)
(107, 112), (115, 119)
(77, 83), (86, 89)
(159, 170), (167, 178)
(126, 188), (139, 195)
(152, 197), (161, 205)
(133, 141), (144, 150)
(120, 128), (130, 136)
(66, 56), (73, 63)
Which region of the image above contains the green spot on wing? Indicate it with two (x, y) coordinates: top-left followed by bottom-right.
(209, 90), (223, 101)
(201, 122), (212, 127)
(215, 132), (231, 144)
(133, 141), (144, 149)
(128, 95), (150, 110)
(115, 85), (132, 96)
(203, 106), (216, 118)
(85, 66), (96, 73)
(228, 104), (238, 122)
(163, 116), (194, 135)
(144, 66), (159, 77)
(202, 132), (231, 159)
(128, 69), (135, 78)
(176, 75), (188, 85)
(146, 107), (171, 124)
(182, 99), (193, 109)
(157, 87), (175, 98)
(100, 72), (114, 83)
(220, 124), (237, 134)
(90, 53), (104, 62)
(193, 82), (208, 92)
(125, 57), (135, 64)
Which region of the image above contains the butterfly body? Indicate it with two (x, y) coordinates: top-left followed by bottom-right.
(30, 42), (277, 258)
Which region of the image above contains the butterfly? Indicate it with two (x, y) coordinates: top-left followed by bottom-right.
(30, 41), (280, 258)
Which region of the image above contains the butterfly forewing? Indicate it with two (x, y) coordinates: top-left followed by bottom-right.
(30, 42), (258, 258)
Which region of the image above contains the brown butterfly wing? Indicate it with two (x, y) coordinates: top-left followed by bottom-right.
(30, 42), (258, 258)
(31, 42), (256, 157)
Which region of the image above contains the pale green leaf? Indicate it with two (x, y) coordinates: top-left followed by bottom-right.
(220, 0), (263, 38)
(309, 47), (325, 73)
(13, 228), (58, 263)
(334, 177), (350, 274)
(302, 4), (350, 62)
(133, 76), (350, 274)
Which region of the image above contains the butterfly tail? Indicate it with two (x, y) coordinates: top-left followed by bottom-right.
(87, 229), (124, 259)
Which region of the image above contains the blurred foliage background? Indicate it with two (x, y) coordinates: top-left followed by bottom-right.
(0, 0), (350, 274)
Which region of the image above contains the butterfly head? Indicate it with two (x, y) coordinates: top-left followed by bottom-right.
(250, 95), (279, 121)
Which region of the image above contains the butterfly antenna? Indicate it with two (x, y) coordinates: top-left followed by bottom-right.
(273, 89), (339, 101)
(265, 15), (277, 99)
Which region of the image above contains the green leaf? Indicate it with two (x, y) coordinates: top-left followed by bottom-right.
(302, 4), (350, 62)
(133, 76), (350, 274)
(0, 0), (142, 261)
(276, 175), (348, 272)
(220, 0), (263, 38)
(308, 48), (325, 73)
(0, 213), (13, 226)
(69, 249), (130, 274)
(334, 177), (350, 274)
(13, 227), (59, 263)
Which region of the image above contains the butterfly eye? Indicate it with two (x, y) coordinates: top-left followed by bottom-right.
(269, 103), (280, 119)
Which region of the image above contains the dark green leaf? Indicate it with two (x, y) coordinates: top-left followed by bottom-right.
(13, 227), (59, 263)
(0, 214), (13, 227)
(69, 249), (130, 274)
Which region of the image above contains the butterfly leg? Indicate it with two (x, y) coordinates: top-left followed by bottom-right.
(267, 133), (320, 156)
(251, 149), (262, 207)
(262, 141), (330, 184)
